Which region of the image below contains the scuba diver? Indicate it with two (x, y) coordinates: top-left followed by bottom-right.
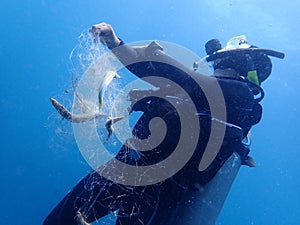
(43, 23), (284, 225)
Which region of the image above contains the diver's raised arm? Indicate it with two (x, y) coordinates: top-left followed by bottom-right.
(89, 22), (206, 87)
(89, 22), (161, 65)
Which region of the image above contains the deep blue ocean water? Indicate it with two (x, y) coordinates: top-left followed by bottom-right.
(1, 0), (299, 224)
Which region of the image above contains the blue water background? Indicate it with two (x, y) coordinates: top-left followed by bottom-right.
(1, 0), (299, 224)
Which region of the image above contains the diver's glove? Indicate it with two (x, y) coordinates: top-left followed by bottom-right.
(89, 22), (121, 49)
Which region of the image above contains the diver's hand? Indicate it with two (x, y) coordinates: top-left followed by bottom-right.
(89, 22), (121, 49)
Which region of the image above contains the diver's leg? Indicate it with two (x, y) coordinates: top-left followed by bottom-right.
(115, 185), (160, 225)
(43, 170), (120, 225)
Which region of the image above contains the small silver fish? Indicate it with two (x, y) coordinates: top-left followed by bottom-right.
(50, 98), (106, 123)
(98, 71), (120, 109)
(50, 98), (124, 142)
(104, 116), (125, 143)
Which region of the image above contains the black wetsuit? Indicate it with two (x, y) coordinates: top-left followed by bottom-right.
(43, 41), (263, 225)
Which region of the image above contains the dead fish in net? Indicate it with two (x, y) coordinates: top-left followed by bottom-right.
(50, 98), (124, 142)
